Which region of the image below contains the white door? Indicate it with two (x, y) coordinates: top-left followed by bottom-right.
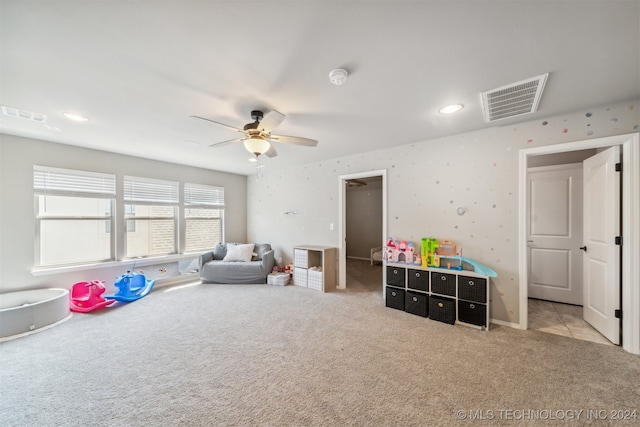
(527, 164), (583, 305)
(582, 146), (621, 344)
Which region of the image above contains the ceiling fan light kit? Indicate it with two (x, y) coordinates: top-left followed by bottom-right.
(191, 109), (318, 161)
(243, 137), (270, 156)
(329, 68), (348, 85)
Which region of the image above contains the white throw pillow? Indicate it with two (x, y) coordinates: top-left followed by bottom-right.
(223, 243), (255, 262)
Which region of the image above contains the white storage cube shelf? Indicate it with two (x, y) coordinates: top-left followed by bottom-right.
(292, 246), (337, 292)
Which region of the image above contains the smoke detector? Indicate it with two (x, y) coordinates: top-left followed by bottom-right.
(329, 68), (348, 85)
(481, 73), (548, 122)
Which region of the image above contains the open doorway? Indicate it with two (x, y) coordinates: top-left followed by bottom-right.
(518, 133), (640, 354)
(338, 170), (387, 291)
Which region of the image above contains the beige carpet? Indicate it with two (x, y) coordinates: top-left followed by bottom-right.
(1, 259), (639, 426)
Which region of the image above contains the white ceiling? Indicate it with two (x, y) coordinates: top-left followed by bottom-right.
(1, 1), (638, 176)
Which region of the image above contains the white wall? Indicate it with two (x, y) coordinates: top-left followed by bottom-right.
(247, 99), (640, 324)
(0, 134), (247, 293)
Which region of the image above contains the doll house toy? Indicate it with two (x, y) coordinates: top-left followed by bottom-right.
(104, 271), (155, 303)
(69, 280), (115, 313)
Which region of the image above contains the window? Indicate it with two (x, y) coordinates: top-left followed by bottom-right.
(184, 183), (224, 252)
(34, 166), (116, 267)
(124, 176), (179, 258)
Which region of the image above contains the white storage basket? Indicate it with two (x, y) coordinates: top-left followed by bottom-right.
(308, 268), (323, 291)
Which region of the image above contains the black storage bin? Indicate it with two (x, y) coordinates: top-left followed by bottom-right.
(408, 269), (429, 292)
(386, 266), (405, 288)
(430, 272), (456, 296)
(405, 291), (428, 317)
(385, 286), (405, 311)
(458, 300), (487, 327)
(429, 296), (456, 325)
(458, 275), (487, 303)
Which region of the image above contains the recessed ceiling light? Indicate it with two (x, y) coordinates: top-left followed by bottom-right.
(438, 104), (464, 114)
(62, 112), (90, 122)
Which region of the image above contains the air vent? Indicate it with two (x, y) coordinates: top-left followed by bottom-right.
(481, 73), (548, 123)
(1, 105), (47, 123)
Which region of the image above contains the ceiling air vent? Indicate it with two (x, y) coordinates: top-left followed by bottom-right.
(481, 73), (548, 123)
(1, 105), (47, 123)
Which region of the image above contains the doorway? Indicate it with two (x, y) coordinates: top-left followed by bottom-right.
(518, 133), (640, 354)
(338, 170), (387, 290)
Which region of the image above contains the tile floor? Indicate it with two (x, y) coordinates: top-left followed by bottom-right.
(528, 298), (614, 346)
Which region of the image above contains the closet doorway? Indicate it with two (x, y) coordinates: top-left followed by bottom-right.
(519, 133), (640, 354)
(338, 170), (387, 290)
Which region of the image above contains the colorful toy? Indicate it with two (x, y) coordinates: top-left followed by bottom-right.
(421, 238), (439, 267)
(69, 280), (115, 313)
(437, 240), (457, 256)
(104, 271), (155, 303)
(384, 238), (419, 264)
(384, 238), (396, 262)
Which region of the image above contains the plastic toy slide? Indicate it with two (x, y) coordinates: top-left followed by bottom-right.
(104, 271), (156, 303)
(437, 256), (497, 277)
(69, 280), (116, 312)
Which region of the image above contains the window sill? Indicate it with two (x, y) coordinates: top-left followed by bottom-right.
(31, 253), (201, 277)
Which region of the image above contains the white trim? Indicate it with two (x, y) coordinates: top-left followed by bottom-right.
(518, 133), (640, 354)
(338, 170), (387, 289)
(31, 253), (199, 276)
(490, 318), (520, 329)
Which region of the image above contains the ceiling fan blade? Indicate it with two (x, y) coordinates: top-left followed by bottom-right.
(264, 144), (278, 158)
(258, 110), (285, 132)
(269, 134), (318, 147)
(208, 137), (244, 148)
(190, 115), (241, 132)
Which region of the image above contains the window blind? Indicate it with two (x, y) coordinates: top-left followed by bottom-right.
(123, 176), (179, 204)
(184, 183), (225, 208)
(33, 166), (115, 197)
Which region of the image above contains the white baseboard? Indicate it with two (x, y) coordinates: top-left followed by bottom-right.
(490, 318), (521, 329)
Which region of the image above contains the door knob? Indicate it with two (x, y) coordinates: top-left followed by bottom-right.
(579, 246), (587, 252)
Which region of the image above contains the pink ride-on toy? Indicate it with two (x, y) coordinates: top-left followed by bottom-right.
(69, 280), (115, 313)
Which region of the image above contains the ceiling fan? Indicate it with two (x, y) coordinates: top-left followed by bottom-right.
(346, 179), (367, 188)
(191, 110), (318, 158)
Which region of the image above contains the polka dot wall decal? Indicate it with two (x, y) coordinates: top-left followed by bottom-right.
(527, 139), (533, 144)
(586, 112), (592, 117)
(562, 128), (568, 133)
(492, 204), (496, 208)
(627, 105), (635, 111)
(634, 125), (640, 131)
(610, 118), (618, 123)
(587, 130), (594, 136)
(542, 120), (548, 126)
(436, 180), (440, 184)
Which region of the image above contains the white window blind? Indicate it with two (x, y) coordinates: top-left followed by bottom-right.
(34, 166), (115, 197)
(184, 183), (225, 208)
(124, 176), (179, 204)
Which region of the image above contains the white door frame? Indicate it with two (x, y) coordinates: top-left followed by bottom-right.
(338, 169), (387, 289)
(518, 133), (640, 354)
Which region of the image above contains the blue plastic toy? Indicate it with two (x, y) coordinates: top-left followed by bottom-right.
(104, 271), (155, 302)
